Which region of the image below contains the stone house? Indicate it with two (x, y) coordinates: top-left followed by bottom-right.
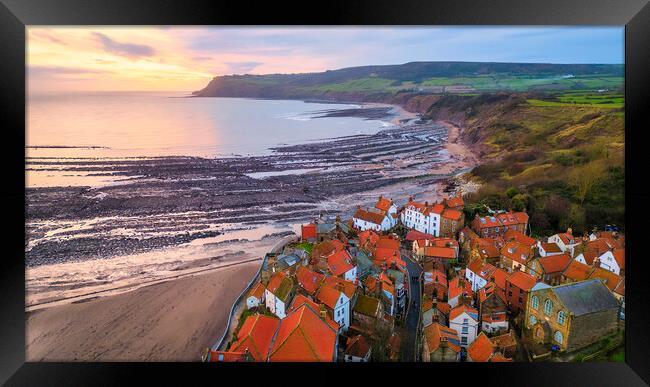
(523, 279), (620, 352)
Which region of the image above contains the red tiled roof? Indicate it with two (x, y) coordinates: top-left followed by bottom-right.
(358, 230), (380, 248)
(327, 249), (354, 277)
(504, 228), (536, 247)
(374, 247), (401, 262)
(436, 302), (451, 315)
(353, 207), (385, 225)
(556, 232), (577, 245)
(586, 239), (612, 255)
(467, 259), (496, 280)
(424, 323), (461, 354)
(449, 303), (478, 321)
(267, 271), (288, 294)
(445, 196), (464, 208)
(613, 277), (625, 296)
(289, 294), (339, 331)
(501, 241), (533, 265)
(441, 209), (463, 221)
(364, 276), (378, 293)
(448, 277), (473, 301)
(248, 282), (265, 300)
(315, 284), (344, 309)
(496, 212), (519, 226)
(301, 223), (317, 240)
(507, 271), (537, 291)
(346, 335), (371, 358)
(490, 268), (509, 291)
(562, 260), (592, 282)
(268, 304), (338, 362)
(375, 196), (393, 212)
(405, 199), (444, 216)
(405, 230), (435, 242)
(540, 242), (562, 253)
(473, 238), (501, 258)
(323, 275), (357, 299)
(482, 312), (507, 323)
(468, 332), (495, 362)
(423, 246), (457, 259)
(538, 253), (571, 274)
(377, 236), (400, 250)
(474, 215), (501, 229)
(295, 266), (324, 295)
(230, 314), (280, 361)
(578, 250), (599, 265)
(588, 267), (624, 292)
(424, 269), (448, 287)
(513, 212), (529, 224)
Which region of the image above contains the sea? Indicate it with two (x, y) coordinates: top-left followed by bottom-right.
(27, 91), (395, 187)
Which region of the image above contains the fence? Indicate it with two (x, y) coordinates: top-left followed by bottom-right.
(208, 234), (298, 355)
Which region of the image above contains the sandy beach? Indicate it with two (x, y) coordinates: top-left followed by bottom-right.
(26, 261), (260, 361)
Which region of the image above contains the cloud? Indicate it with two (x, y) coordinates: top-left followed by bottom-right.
(93, 32), (155, 59)
(224, 61), (263, 74)
(29, 66), (108, 76)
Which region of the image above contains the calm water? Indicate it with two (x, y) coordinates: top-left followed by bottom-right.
(27, 92), (393, 159)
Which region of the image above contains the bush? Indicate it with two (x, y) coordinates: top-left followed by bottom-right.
(506, 187), (520, 199)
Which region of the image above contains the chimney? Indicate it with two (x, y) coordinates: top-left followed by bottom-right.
(320, 304), (327, 318)
(409, 196), (414, 202)
(379, 195), (383, 200)
(425, 201), (429, 207)
(567, 227), (573, 236)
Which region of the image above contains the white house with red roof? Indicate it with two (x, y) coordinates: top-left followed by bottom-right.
(400, 197), (444, 236)
(548, 229), (580, 256)
(449, 304), (480, 348)
(537, 241), (563, 257)
(353, 207), (394, 232)
(327, 249), (357, 282)
(316, 283), (351, 331)
(246, 282), (266, 310)
(465, 259), (497, 292)
(595, 249), (625, 275)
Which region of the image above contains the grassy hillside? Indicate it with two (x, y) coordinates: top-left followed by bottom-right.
(193, 62), (625, 236)
(425, 93), (624, 236)
(193, 61), (623, 98)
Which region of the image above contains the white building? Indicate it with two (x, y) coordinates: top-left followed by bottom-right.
(537, 241), (564, 257)
(246, 282), (265, 310)
(400, 198), (444, 236)
(596, 249), (625, 275)
(316, 284), (351, 331)
(265, 271), (293, 319)
(547, 230), (580, 256)
(449, 304), (479, 348)
(465, 259), (497, 292)
(353, 207), (393, 232)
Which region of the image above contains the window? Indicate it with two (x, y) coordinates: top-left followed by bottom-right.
(508, 291), (513, 297)
(544, 299), (553, 315)
(557, 310), (566, 325)
(531, 295), (539, 310)
(463, 318), (468, 324)
(530, 315), (537, 325)
(554, 331), (563, 344)
(461, 336), (468, 344)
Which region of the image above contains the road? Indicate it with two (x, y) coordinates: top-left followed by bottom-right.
(401, 248), (423, 361)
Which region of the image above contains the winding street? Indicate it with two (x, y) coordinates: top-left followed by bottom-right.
(402, 248), (423, 361)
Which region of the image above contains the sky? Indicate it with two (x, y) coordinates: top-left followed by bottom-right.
(27, 26), (624, 93)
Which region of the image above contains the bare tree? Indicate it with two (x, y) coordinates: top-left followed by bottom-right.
(569, 161), (604, 204)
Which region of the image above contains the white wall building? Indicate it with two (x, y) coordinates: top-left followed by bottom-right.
(400, 199), (443, 237)
(449, 305), (479, 348)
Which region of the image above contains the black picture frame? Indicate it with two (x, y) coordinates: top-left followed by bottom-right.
(1, 0), (649, 385)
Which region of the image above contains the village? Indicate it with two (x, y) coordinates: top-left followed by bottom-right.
(204, 192), (625, 363)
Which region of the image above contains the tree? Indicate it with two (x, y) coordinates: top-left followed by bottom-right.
(570, 161), (604, 204)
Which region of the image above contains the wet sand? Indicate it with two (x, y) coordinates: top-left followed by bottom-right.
(26, 261), (260, 361)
